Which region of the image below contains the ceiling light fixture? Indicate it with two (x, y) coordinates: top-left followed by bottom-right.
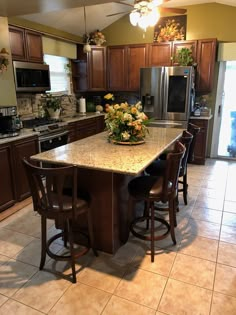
(83, 6), (91, 54)
(129, 0), (161, 31)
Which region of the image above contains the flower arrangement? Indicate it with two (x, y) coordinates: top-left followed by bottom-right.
(90, 30), (106, 46)
(0, 48), (9, 73)
(154, 18), (185, 42)
(105, 101), (150, 143)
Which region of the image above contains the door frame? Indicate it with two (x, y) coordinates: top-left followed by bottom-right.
(210, 61), (226, 158)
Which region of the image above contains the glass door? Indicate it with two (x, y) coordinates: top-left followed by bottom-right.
(212, 61), (236, 159)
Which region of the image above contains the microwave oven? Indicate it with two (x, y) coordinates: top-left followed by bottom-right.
(13, 61), (51, 92)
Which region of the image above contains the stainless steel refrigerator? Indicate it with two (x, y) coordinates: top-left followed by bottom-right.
(140, 66), (194, 127)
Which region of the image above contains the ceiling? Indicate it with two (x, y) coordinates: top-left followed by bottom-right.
(1, 0), (236, 37)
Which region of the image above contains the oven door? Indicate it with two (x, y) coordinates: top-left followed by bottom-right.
(39, 130), (69, 152)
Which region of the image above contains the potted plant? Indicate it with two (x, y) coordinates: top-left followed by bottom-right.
(42, 93), (61, 119)
(173, 47), (194, 66)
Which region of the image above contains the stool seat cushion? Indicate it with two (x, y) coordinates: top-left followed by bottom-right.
(128, 175), (172, 200)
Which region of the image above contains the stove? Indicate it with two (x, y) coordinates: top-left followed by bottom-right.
(23, 118), (69, 152)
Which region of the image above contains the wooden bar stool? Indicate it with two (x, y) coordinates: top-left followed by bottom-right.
(145, 130), (193, 207)
(128, 141), (185, 262)
(23, 158), (98, 283)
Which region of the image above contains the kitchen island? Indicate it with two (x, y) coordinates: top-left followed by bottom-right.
(31, 127), (183, 253)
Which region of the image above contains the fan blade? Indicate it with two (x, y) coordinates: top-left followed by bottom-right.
(159, 7), (187, 14)
(116, 1), (133, 7)
(107, 11), (130, 17)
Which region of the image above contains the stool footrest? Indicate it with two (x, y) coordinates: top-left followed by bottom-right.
(46, 232), (90, 261)
(130, 216), (170, 241)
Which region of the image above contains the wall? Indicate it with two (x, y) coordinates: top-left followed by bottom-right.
(0, 17), (17, 106)
(103, 3), (236, 45)
(8, 17), (82, 43)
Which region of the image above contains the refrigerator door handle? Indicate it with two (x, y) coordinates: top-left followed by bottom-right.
(162, 68), (169, 120)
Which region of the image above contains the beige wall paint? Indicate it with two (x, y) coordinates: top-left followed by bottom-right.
(103, 3), (236, 45)
(0, 17), (17, 107)
(8, 17), (83, 43)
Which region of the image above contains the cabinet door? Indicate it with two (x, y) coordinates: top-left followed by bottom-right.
(9, 26), (27, 61)
(72, 60), (88, 92)
(13, 136), (39, 201)
(88, 46), (106, 91)
(96, 115), (106, 133)
(148, 43), (172, 66)
(0, 144), (16, 212)
(189, 119), (209, 165)
(172, 40), (198, 65)
(76, 118), (98, 140)
(196, 38), (217, 93)
(127, 44), (148, 91)
(25, 30), (43, 63)
(107, 46), (127, 90)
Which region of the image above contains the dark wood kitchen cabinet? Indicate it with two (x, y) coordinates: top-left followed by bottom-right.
(72, 45), (106, 92)
(0, 144), (16, 212)
(67, 115), (105, 143)
(107, 44), (148, 91)
(148, 40), (197, 67)
(12, 136), (39, 201)
(196, 38), (217, 93)
(189, 118), (211, 165)
(0, 135), (38, 212)
(148, 42), (172, 66)
(9, 26), (43, 63)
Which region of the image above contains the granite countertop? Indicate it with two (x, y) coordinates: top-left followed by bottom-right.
(31, 127), (183, 176)
(0, 129), (39, 145)
(190, 114), (213, 120)
(0, 113), (105, 145)
(61, 112), (105, 123)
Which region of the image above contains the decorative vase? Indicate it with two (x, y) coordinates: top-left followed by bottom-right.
(47, 108), (61, 119)
(94, 38), (105, 46)
(110, 139), (145, 145)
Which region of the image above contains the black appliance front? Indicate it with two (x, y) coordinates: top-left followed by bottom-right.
(13, 61), (51, 92)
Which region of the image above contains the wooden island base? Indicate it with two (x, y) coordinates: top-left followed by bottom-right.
(70, 168), (134, 254)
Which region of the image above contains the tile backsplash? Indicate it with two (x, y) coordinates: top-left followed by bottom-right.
(17, 93), (77, 119)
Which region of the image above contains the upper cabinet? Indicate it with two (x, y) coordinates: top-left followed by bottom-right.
(107, 44), (148, 91)
(72, 45), (106, 92)
(148, 42), (172, 66)
(9, 26), (43, 63)
(71, 38), (217, 94)
(148, 40), (197, 66)
(195, 38), (217, 93)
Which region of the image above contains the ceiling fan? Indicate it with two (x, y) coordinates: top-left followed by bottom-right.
(107, 0), (187, 17)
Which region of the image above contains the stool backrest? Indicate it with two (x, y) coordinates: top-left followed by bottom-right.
(22, 158), (77, 218)
(179, 130), (193, 176)
(162, 141), (185, 202)
(187, 122), (200, 163)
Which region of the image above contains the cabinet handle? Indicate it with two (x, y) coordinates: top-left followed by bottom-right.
(218, 104), (221, 116)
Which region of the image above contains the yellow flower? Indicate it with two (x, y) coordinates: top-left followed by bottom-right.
(104, 93), (114, 100)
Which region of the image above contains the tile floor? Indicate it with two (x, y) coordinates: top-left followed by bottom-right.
(0, 159), (236, 314)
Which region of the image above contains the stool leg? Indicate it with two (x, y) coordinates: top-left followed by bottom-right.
(144, 201), (150, 230)
(150, 202), (155, 262)
(169, 199), (176, 245)
(40, 216), (47, 270)
(183, 173), (188, 205)
(67, 219), (76, 283)
(87, 208), (98, 257)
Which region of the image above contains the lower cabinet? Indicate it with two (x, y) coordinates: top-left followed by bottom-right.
(12, 136), (39, 201)
(68, 116), (105, 143)
(189, 118), (210, 165)
(0, 144), (16, 212)
(0, 135), (38, 212)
